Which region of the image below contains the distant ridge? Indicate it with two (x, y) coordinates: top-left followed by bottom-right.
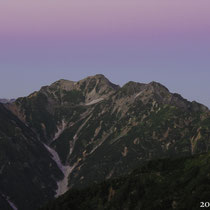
(0, 98), (15, 104)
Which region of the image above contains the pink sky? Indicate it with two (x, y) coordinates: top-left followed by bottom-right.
(1, 1), (210, 36)
(0, 1), (210, 107)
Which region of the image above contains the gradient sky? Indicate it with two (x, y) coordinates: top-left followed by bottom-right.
(0, 1), (210, 107)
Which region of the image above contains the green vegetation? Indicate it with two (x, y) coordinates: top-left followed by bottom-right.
(87, 78), (97, 92)
(62, 90), (85, 104)
(41, 152), (210, 210)
(15, 92), (57, 141)
(51, 123), (84, 164)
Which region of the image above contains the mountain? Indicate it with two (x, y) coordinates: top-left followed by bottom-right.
(1, 74), (210, 209)
(40, 152), (210, 210)
(0, 99), (15, 104)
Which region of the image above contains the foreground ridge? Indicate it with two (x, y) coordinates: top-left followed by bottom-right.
(41, 152), (210, 210)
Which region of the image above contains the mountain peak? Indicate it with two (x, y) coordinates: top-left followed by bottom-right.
(90, 74), (107, 79)
(13, 76), (209, 113)
(36, 75), (120, 105)
(147, 81), (169, 92)
(75, 74), (119, 103)
(120, 81), (169, 97)
(119, 81), (146, 96)
(79, 74), (116, 87)
(49, 79), (76, 90)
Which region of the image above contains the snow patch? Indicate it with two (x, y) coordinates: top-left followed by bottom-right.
(69, 134), (77, 155)
(106, 169), (114, 180)
(56, 163), (77, 197)
(53, 120), (67, 141)
(44, 114), (93, 197)
(44, 144), (65, 173)
(69, 114), (92, 156)
(1, 194), (18, 210)
(90, 137), (107, 154)
(135, 91), (143, 99)
(0, 164), (5, 174)
(56, 115), (94, 195)
(43, 144), (75, 197)
(7, 199), (18, 210)
(85, 98), (104, 105)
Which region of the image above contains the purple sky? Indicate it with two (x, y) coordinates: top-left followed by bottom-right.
(0, 1), (210, 107)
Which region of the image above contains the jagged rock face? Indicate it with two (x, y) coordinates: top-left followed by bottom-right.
(7, 74), (119, 143)
(40, 74), (119, 105)
(0, 104), (63, 210)
(2, 74), (210, 208)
